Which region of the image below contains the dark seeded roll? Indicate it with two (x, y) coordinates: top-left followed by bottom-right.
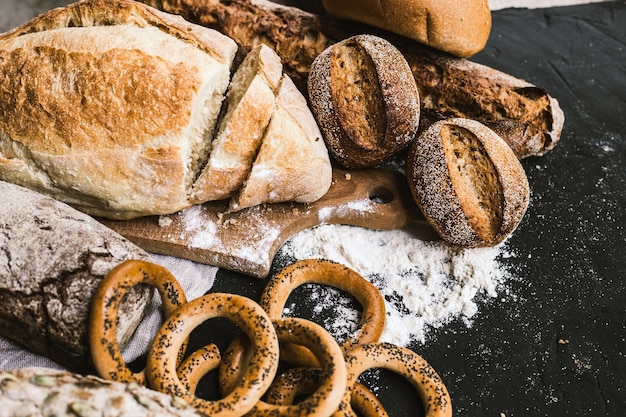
(308, 34), (420, 169)
(406, 118), (530, 248)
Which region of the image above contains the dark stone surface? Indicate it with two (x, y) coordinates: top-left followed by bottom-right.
(215, 3), (626, 416)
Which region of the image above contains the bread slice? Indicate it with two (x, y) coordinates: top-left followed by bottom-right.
(230, 75), (332, 211)
(190, 44), (283, 204)
(0, 0), (237, 219)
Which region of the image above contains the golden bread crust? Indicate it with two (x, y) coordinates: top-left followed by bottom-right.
(308, 35), (420, 169)
(321, 0), (492, 58)
(191, 44), (283, 203)
(0, 0), (333, 219)
(0, 0), (239, 219)
(231, 75), (332, 211)
(407, 118), (530, 247)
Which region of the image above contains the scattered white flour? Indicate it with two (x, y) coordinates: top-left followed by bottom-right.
(178, 205), (220, 249)
(276, 224), (515, 347)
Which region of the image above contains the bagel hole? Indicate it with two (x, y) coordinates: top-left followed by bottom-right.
(369, 186), (395, 204)
(284, 283), (362, 346)
(188, 316), (249, 401)
(356, 368), (426, 416)
(122, 284), (166, 373)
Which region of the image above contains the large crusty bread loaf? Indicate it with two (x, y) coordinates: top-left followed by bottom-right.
(0, 0), (332, 219)
(0, 0), (237, 219)
(0, 181), (152, 372)
(321, 0), (492, 58)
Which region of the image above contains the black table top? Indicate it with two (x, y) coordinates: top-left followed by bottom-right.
(2, 1), (625, 416)
(213, 2), (626, 416)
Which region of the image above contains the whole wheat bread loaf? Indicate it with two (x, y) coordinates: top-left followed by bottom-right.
(0, 181), (152, 372)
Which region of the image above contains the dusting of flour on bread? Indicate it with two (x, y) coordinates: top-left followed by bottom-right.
(276, 224), (515, 346)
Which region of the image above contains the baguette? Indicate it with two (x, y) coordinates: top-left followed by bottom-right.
(396, 41), (565, 159)
(139, 0), (563, 158)
(0, 0), (332, 219)
(321, 0), (492, 58)
(0, 181), (152, 372)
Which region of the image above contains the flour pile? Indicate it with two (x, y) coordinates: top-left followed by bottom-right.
(276, 224), (516, 347)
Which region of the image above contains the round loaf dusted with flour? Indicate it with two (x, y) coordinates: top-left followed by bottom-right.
(406, 118), (530, 248)
(308, 34), (420, 169)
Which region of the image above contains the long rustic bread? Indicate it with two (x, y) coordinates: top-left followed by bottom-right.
(321, 0), (492, 58)
(0, 0), (332, 219)
(0, 367), (203, 416)
(396, 41), (565, 159)
(0, 181), (152, 372)
(139, 0), (564, 158)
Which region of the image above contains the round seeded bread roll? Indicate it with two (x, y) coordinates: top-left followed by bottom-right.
(406, 118), (530, 248)
(308, 34), (420, 169)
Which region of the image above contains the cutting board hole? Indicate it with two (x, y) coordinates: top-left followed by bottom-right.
(369, 186), (395, 204)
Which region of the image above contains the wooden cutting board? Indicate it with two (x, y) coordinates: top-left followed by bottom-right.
(99, 168), (437, 278)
